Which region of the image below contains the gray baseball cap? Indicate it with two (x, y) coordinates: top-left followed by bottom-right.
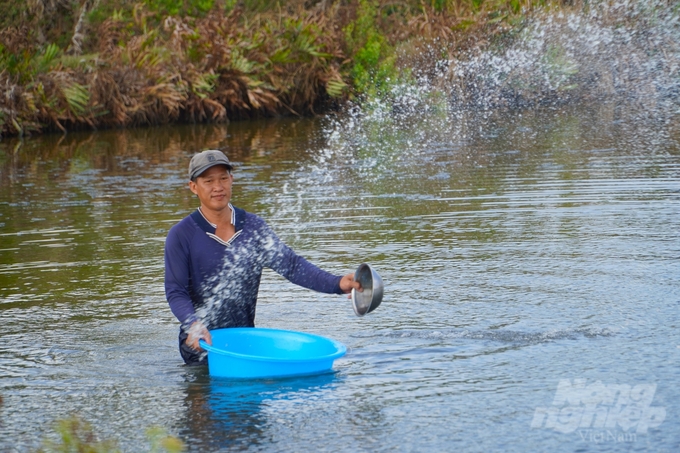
(188, 150), (233, 180)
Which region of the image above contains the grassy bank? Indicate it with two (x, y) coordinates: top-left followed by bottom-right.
(35, 415), (184, 452)
(0, 0), (562, 137)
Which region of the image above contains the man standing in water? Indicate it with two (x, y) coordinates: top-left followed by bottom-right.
(165, 149), (361, 365)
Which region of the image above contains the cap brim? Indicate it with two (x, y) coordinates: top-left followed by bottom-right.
(190, 162), (233, 180)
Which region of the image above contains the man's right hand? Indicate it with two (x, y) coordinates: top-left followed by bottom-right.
(186, 321), (212, 351)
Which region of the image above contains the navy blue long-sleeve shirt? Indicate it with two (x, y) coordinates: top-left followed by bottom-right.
(164, 205), (344, 333)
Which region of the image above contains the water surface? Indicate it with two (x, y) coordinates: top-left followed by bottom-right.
(1, 102), (678, 452)
(2, 2), (680, 450)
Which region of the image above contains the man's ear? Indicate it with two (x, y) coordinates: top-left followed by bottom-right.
(188, 180), (198, 195)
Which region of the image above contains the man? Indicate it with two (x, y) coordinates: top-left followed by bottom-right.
(165, 149), (361, 365)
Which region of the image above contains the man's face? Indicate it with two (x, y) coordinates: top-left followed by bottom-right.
(188, 165), (233, 211)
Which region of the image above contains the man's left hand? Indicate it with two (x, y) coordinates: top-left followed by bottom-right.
(340, 273), (362, 294)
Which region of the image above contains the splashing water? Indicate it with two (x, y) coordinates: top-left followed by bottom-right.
(1, 3), (679, 451)
(198, 232), (281, 330)
(447, 0), (680, 111)
(301, 0), (680, 189)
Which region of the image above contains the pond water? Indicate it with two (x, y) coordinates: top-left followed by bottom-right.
(1, 100), (678, 452)
(1, 3), (680, 452)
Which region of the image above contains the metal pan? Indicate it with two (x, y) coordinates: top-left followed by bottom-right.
(351, 263), (383, 316)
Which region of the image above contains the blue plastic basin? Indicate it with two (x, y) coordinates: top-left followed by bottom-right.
(199, 328), (347, 379)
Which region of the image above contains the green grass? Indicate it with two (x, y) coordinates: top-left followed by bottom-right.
(35, 416), (185, 453)
(0, 0), (586, 137)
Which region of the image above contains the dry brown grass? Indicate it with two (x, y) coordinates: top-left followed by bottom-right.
(0, 0), (572, 137)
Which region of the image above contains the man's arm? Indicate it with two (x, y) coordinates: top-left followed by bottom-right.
(165, 225), (211, 349)
(258, 220), (360, 294)
(164, 227), (198, 326)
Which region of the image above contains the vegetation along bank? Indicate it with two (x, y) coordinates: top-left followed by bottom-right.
(1, 0), (572, 137)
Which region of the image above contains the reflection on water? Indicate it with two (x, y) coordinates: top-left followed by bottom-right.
(1, 5), (680, 445)
(179, 372), (341, 450)
(0, 102), (677, 452)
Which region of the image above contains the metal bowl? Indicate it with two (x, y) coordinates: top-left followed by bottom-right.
(351, 263), (383, 316)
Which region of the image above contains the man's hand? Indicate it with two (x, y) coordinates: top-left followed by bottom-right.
(186, 321), (212, 351)
(339, 273), (362, 295)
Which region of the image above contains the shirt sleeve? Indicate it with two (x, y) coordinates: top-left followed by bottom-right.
(258, 220), (344, 294)
(164, 223), (199, 328)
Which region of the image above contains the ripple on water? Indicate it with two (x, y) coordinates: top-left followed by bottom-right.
(364, 327), (616, 344)
(1, 3), (680, 450)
